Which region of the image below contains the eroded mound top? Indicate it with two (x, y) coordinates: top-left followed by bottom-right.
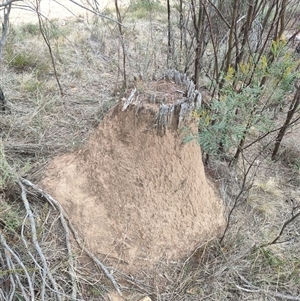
(41, 75), (225, 275)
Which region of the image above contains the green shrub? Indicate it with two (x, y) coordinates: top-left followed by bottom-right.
(196, 44), (299, 160)
(9, 52), (37, 71)
(128, 0), (164, 18)
(46, 21), (71, 40)
(0, 202), (22, 233)
(130, 0), (161, 10)
(22, 77), (43, 93)
(5, 42), (51, 75)
(21, 23), (40, 36)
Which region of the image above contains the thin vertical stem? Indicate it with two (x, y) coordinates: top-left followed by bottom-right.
(115, 0), (127, 89)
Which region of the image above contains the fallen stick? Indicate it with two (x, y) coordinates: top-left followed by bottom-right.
(18, 180), (61, 301)
(0, 231), (34, 301)
(20, 178), (122, 296)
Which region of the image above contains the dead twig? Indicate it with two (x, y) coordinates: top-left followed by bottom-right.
(0, 230), (34, 301)
(20, 178), (122, 296)
(260, 206), (300, 248)
(236, 272), (300, 300)
(20, 211), (48, 300)
(67, 0), (125, 26)
(18, 180), (62, 301)
(35, 0), (64, 96)
(3, 250), (16, 301)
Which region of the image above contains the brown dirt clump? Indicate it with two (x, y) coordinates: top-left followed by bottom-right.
(41, 82), (225, 275)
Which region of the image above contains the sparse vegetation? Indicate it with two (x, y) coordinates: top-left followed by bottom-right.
(20, 22), (40, 36)
(1, 0), (300, 300)
(128, 0), (164, 18)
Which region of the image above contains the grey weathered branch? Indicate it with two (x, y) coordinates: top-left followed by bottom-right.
(21, 178), (122, 296)
(0, 231), (34, 300)
(67, 0), (125, 26)
(0, 0), (21, 7)
(20, 212), (48, 301)
(4, 251), (16, 301)
(18, 180), (62, 301)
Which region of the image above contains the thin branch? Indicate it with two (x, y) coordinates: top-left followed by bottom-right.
(56, 205), (77, 299)
(219, 140), (270, 244)
(260, 209), (300, 247)
(272, 86), (300, 159)
(6, 254), (29, 301)
(35, 0), (64, 96)
(236, 272), (300, 300)
(20, 212), (48, 300)
(115, 0), (127, 89)
(5, 252), (16, 301)
(206, 0), (230, 29)
(20, 180), (76, 300)
(243, 114), (300, 150)
(20, 178), (122, 296)
(0, 0), (21, 7)
(18, 180), (62, 301)
(0, 231), (35, 300)
(67, 0), (125, 26)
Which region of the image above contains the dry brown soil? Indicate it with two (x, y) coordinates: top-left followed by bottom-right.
(41, 81), (225, 275)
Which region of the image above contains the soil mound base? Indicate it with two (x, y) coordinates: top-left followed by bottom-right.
(41, 80), (225, 274)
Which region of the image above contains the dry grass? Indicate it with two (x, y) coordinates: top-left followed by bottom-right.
(1, 4), (300, 301)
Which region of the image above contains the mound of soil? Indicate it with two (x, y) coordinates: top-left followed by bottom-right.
(41, 78), (225, 274)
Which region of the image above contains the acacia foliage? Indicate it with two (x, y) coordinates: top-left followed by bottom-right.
(167, 0), (300, 162)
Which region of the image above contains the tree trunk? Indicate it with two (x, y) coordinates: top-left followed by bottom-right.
(0, 2), (11, 67)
